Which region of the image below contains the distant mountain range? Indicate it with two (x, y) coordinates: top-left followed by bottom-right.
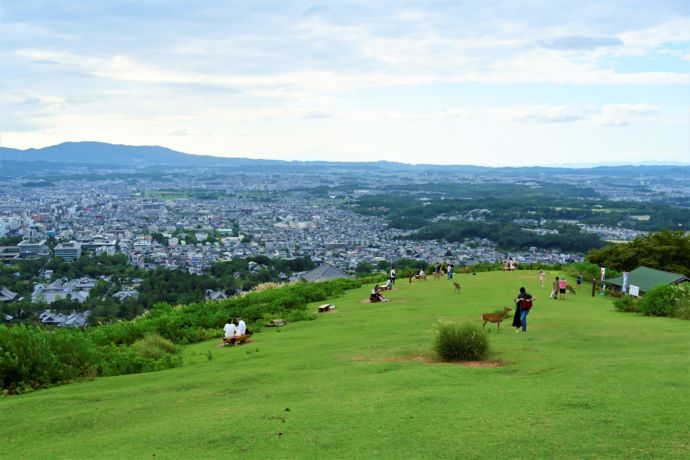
(1, 141), (688, 177)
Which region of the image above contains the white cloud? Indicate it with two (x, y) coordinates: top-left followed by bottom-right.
(383, 103), (663, 126)
(3, 1), (689, 165)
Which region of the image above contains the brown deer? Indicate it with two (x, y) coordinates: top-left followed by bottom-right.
(453, 282), (461, 293)
(481, 307), (512, 332)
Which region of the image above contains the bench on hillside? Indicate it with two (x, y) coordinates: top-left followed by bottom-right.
(265, 319), (286, 327)
(223, 334), (252, 346)
(318, 304), (335, 312)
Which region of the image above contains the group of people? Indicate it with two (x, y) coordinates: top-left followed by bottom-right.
(223, 317), (248, 339)
(503, 257), (516, 271)
(433, 262), (454, 279)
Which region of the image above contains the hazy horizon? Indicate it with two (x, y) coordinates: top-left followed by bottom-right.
(2, 1), (689, 166)
(3, 140), (690, 169)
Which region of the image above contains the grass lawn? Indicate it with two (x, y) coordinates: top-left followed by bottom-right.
(2, 271), (689, 459)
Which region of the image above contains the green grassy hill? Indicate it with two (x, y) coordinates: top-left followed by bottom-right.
(3, 271), (689, 459)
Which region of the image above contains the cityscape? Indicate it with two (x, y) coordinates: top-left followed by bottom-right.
(2, 144), (689, 326)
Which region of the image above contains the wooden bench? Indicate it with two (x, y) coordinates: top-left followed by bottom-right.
(265, 319), (286, 327)
(318, 304), (335, 312)
(223, 334), (252, 346)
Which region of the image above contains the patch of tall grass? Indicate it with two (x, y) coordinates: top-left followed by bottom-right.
(434, 322), (489, 362)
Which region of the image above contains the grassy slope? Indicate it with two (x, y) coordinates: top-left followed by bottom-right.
(3, 271), (689, 459)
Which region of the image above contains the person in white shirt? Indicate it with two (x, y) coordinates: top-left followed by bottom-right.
(389, 267), (396, 286)
(236, 317), (247, 336)
(384, 278), (392, 290)
(223, 319), (237, 339)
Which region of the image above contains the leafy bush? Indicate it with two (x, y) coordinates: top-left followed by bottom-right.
(638, 285), (678, 317)
(636, 284), (690, 319)
(287, 309), (317, 322)
(613, 296), (638, 312)
(0, 324), (59, 392)
(673, 304), (690, 320)
(435, 323), (489, 362)
(0, 325), (99, 392)
(134, 334), (179, 360)
(670, 284), (690, 319)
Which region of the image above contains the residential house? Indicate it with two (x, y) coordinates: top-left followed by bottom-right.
(296, 263), (351, 282)
(606, 266), (689, 295)
(0, 286), (17, 303)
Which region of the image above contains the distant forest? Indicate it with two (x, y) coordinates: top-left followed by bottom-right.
(351, 182), (690, 252)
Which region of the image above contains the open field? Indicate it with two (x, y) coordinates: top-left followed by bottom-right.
(2, 271), (689, 459)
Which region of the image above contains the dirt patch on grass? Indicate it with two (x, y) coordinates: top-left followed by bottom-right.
(351, 354), (508, 368)
(459, 360), (506, 368)
(359, 298), (405, 304)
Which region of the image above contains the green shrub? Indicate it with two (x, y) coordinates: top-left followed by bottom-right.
(287, 309), (316, 322)
(673, 304), (690, 320)
(0, 325), (99, 392)
(638, 285), (678, 317)
(0, 324), (56, 392)
(435, 323), (489, 362)
(670, 284), (690, 320)
(613, 296), (638, 312)
(48, 329), (100, 381)
(134, 334), (179, 360)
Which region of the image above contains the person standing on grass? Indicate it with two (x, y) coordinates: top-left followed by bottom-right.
(559, 277), (568, 300)
(515, 287), (534, 333)
(577, 273), (583, 290)
(551, 277), (559, 300)
(390, 266), (397, 287)
(512, 289), (524, 332)
(539, 270), (545, 287)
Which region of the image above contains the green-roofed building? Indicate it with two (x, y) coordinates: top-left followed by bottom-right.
(607, 266), (689, 295)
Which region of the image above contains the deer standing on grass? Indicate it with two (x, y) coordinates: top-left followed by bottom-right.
(482, 307), (512, 332)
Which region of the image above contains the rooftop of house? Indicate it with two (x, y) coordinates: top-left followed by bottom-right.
(607, 266), (689, 293)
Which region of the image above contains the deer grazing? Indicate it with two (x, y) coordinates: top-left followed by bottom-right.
(481, 307), (512, 332)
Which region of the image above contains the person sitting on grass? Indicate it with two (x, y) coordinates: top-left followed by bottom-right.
(384, 278), (393, 290)
(223, 318), (237, 341)
(370, 285), (389, 302)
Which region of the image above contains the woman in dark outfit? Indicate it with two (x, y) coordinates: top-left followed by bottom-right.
(512, 287), (525, 332)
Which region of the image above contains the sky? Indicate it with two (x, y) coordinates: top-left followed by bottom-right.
(1, 0), (689, 166)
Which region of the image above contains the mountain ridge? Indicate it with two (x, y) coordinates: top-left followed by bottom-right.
(1, 141), (689, 175)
